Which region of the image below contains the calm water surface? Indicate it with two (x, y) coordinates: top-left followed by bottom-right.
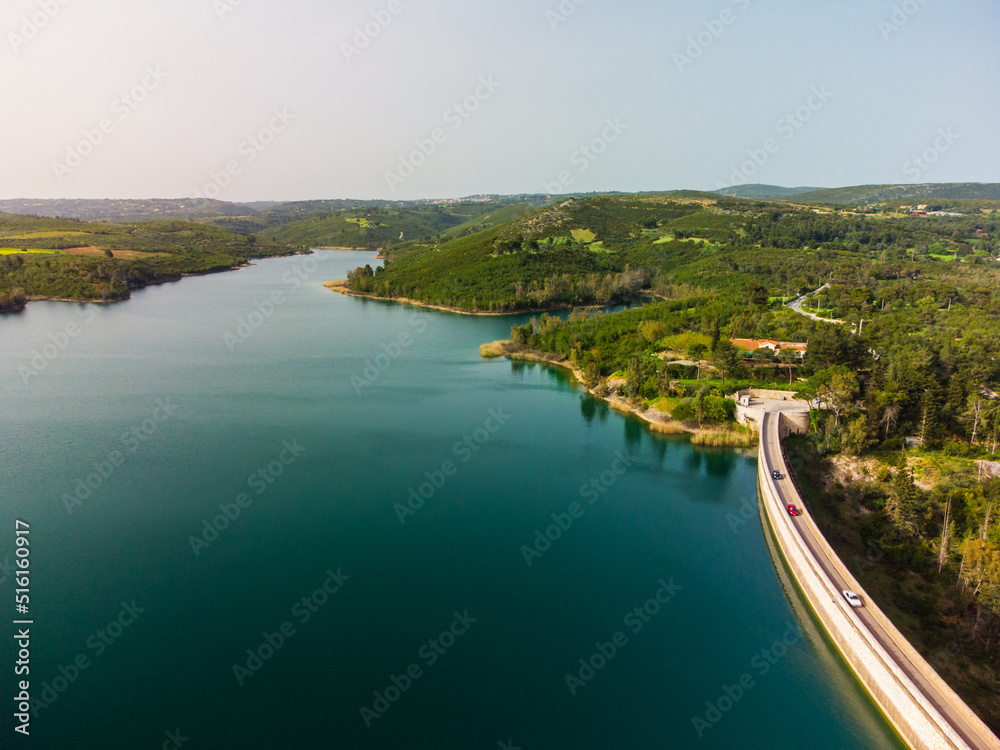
(0, 250), (905, 749)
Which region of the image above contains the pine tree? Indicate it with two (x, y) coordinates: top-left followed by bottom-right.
(938, 494), (953, 573)
(919, 389), (941, 448)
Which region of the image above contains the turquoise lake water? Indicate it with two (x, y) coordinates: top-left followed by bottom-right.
(0, 250), (905, 748)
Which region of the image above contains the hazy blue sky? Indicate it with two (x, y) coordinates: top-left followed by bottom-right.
(2, 0), (997, 200)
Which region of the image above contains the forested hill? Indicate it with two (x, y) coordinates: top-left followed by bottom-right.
(0, 213), (298, 311)
(251, 200), (540, 248)
(343, 192), (1000, 312)
(785, 182), (1000, 205)
(709, 182), (1000, 205)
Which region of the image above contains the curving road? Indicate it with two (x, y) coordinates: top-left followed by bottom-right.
(760, 411), (999, 750)
(785, 282), (846, 324)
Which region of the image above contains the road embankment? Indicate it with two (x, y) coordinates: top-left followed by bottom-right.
(758, 411), (999, 750)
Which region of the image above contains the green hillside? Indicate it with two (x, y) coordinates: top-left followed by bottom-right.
(257, 201), (538, 249)
(785, 182), (1000, 205)
(344, 192), (1000, 312)
(344, 195), (724, 310)
(0, 213), (297, 310)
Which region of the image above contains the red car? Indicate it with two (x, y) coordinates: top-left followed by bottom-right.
(787, 504), (801, 516)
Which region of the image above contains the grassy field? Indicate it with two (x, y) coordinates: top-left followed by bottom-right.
(647, 395), (680, 412)
(346, 217), (384, 229)
(0, 248), (59, 254)
(665, 210), (743, 230)
(1, 230), (90, 240)
(661, 331), (712, 351)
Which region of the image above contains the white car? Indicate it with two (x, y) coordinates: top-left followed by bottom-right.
(842, 590), (863, 608)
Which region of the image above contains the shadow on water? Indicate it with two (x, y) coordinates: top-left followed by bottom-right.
(682, 444), (739, 479)
(624, 413), (644, 449)
(648, 430), (669, 463)
(579, 394), (610, 425)
(701, 447), (738, 477)
(517, 358), (740, 481)
(509, 357), (579, 394)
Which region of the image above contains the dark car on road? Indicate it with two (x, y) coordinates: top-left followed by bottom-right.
(772, 469), (782, 480)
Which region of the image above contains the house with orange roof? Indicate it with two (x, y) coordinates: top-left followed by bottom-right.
(730, 338), (807, 357)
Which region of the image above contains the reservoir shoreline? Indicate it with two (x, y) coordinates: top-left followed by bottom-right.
(323, 279), (583, 317)
(479, 339), (757, 446)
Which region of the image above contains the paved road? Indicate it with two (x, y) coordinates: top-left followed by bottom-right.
(785, 282), (846, 324)
(761, 411), (999, 750)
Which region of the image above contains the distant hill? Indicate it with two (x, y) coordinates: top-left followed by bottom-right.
(0, 198), (262, 222)
(710, 183), (1000, 205)
(256, 201), (538, 248)
(0, 196), (552, 236)
(714, 184), (825, 199)
(783, 183), (1000, 205)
